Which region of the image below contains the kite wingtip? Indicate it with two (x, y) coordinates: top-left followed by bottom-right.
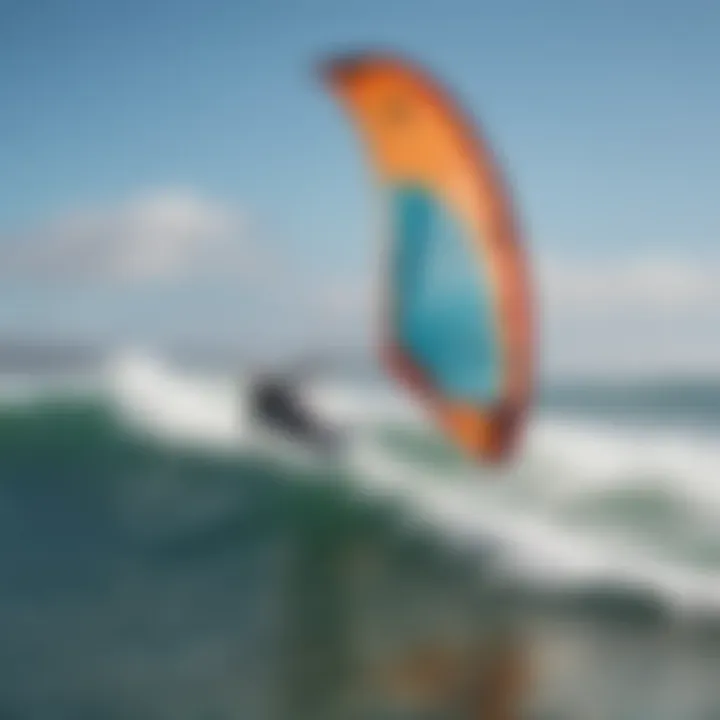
(317, 53), (367, 87)
(317, 48), (412, 87)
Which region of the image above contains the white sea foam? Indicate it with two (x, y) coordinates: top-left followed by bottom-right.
(104, 350), (720, 616)
(528, 416), (720, 511)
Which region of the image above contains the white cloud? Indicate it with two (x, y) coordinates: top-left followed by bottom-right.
(540, 257), (720, 316)
(314, 274), (373, 324)
(1, 189), (256, 284)
(4, 189), (719, 377)
(311, 255), (720, 377)
(538, 256), (720, 377)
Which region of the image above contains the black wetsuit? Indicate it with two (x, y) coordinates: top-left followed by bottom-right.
(249, 374), (342, 455)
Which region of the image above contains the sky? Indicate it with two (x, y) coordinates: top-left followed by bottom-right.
(1, 0), (719, 376)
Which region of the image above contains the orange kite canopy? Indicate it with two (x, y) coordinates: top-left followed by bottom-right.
(321, 52), (534, 463)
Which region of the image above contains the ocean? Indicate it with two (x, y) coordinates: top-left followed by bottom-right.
(0, 351), (718, 719)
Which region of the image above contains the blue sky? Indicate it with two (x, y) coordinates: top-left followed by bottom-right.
(2, 0), (720, 374)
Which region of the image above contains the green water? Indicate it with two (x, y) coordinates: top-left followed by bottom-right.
(0, 397), (717, 719)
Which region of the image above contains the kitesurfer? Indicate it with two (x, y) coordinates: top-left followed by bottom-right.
(247, 363), (344, 456)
